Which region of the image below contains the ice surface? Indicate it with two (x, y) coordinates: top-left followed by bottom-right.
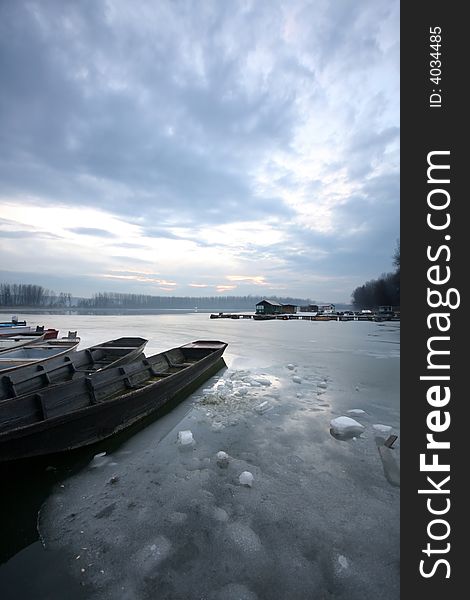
(227, 522), (262, 553)
(330, 416), (365, 436)
(213, 507), (229, 522)
(133, 536), (172, 574)
(33, 316), (399, 600)
(177, 430), (194, 445)
(239, 471), (254, 487)
(210, 582), (258, 600)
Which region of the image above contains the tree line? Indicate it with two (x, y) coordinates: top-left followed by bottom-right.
(0, 283), (72, 307)
(77, 293), (313, 310)
(351, 242), (400, 309)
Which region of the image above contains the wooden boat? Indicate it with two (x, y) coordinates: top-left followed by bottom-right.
(0, 320), (57, 338)
(0, 318), (27, 327)
(0, 337), (81, 374)
(0, 332), (48, 353)
(0, 337), (148, 401)
(0, 324), (33, 336)
(0, 340), (228, 462)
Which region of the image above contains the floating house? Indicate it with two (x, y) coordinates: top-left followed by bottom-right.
(255, 300), (283, 315)
(281, 304), (298, 315)
(318, 304), (336, 314)
(299, 304), (319, 313)
(255, 300), (299, 315)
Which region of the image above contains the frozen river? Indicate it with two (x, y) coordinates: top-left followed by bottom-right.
(0, 312), (400, 599)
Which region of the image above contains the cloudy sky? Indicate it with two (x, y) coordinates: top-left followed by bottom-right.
(0, 0), (399, 302)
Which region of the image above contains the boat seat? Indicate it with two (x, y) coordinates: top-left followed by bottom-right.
(97, 346), (135, 350)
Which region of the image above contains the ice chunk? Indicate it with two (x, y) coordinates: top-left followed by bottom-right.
(287, 364), (295, 370)
(89, 451), (110, 468)
(292, 376), (302, 384)
(252, 376), (271, 386)
(177, 430), (194, 445)
(347, 409), (366, 415)
(338, 554), (349, 569)
(254, 401), (271, 414)
(317, 382), (328, 389)
(239, 471), (254, 487)
(373, 424), (393, 436)
(235, 387), (249, 397)
(216, 451), (229, 468)
(330, 416), (365, 436)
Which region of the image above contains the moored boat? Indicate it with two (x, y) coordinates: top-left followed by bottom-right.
(0, 324), (33, 336)
(0, 332), (48, 353)
(0, 340), (227, 461)
(0, 337), (148, 401)
(0, 337), (81, 374)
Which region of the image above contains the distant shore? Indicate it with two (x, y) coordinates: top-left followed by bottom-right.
(0, 307), (228, 315)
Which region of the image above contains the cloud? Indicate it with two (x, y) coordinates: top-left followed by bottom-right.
(0, 0), (399, 302)
(67, 227), (116, 238)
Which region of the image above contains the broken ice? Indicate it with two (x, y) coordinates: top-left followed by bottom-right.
(330, 416), (365, 437)
(216, 451), (229, 468)
(239, 471), (254, 487)
(255, 401), (271, 414)
(177, 430), (194, 445)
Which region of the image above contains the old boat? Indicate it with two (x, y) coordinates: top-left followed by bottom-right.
(0, 340), (227, 461)
(0, 337), (148, 401)
(0, 337), (81, 375)
(0, 324), (33, 336)
(0, 332), (48, 353)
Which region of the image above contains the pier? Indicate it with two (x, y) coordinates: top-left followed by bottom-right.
(209, 312), (400, 322)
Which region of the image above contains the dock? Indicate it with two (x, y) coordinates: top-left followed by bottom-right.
(209, 313), (400, 322)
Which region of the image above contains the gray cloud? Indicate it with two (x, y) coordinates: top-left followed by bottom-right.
(0, 0), (399, 301)
(67, 227), (116, 238)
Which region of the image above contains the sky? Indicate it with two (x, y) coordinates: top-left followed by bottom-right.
(0, 0), (399, 303)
